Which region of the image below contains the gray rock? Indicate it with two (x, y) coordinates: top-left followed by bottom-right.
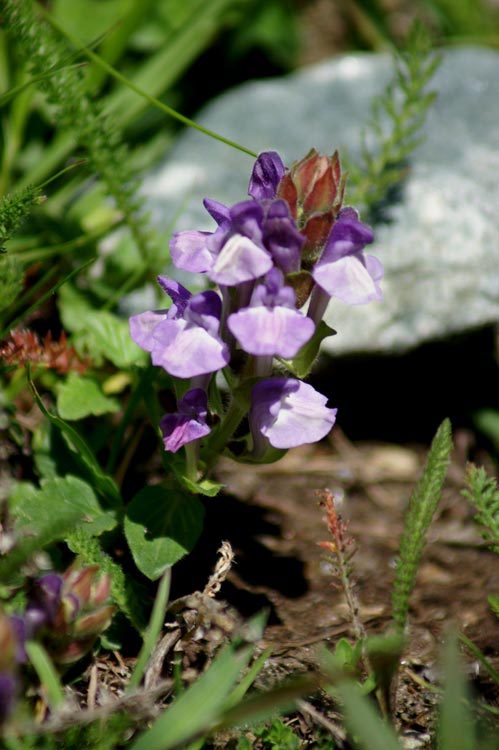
(141, 47), (499, 354)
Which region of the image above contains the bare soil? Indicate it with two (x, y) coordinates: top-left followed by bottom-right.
(169, 426), (499, 747)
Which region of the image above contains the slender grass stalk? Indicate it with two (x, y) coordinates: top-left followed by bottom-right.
(39, 5), (257, 160)
(25, 641), (65, 710)
(0, 257), (94, 339)
(4, 0), (151, 260)
(127, 569), (171, 693)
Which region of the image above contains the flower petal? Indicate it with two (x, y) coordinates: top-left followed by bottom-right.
(250, 379), (337, 449)
(129, 310), (169, 351)
(151, 323), (229, 378)
(313, 253), (383, 304)
(228, 306), (314, 358)
(209, 233), (273, 286)
(203, 198), (231, 228)
(248, 151), (285, 200)
(169, 230), (215, 273)
(160, 388), (211, 452)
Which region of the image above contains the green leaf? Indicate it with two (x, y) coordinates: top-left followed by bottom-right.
(131, 643), (255, 750)
(11, 475), (117, 539)
(25, 641), (65, 710)
(0, 476), (118, 581)
(178, 474), (224, 497)
(57, 373), (120, 420)
(28, 369), (122, 507)
(489, 595), (499, 620)
(127, 570), (171, 692)
(334, 637), (362, 672)
(66, 529), (147, 633)
(281, 320), (336, 379)
(82, 310), (147, 368)
(124, 485), (204, 580)
(438, 634), (475, 750)
(392, 418), (453, 631)
(333, 679), (402, 750)
(58, 284), (146, 368)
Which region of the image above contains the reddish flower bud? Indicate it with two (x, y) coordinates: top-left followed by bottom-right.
(63, 565), (99, 604)
(73, 605), (115, 638)
(277, 148), (346, 262)
(21, 565), (115, 667)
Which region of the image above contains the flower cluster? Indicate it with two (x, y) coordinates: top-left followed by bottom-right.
(11, 564), (114, 666)
(0, 564), (114, 724)
(130, 149), (382, 471)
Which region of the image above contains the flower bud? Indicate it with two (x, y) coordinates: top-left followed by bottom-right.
(20, 565), (115, 666)
(277, 148), (346, 261)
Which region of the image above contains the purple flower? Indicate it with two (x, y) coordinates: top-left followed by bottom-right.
(170, 197), (304, 284)
(250, 378), (337, 450)
(312, 208), (383, 305)
(160, 389), (211, 453)
(260, 200), (304, 275)
(33, 573), (64, 621)
(248, 151), (285, 200)
(227, 268), (315, 358)
(0, 674), (16, 724)
(130, 277), (229, 378)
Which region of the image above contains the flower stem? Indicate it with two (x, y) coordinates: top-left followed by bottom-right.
(184, 441), (199, 482)
(307, 285), (330, 327)
(202, 397), (246, 472)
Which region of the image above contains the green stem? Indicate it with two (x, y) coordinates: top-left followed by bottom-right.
(184, 441), (199, 482)
(25, 641), (65, 710)
(126, 569), (171, 693)
(202, 397), (246, 472)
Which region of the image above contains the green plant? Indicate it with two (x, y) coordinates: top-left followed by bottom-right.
(0, 5), (478, 746)
(318, 420), (452, 720)
(346, 23), (441, 222)
(462, 464), (499, 618)
(392, 418), (453, 632)
(325, 633), (479, 750)
(236, 717), (301, 750)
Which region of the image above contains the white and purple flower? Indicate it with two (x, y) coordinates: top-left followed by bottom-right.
(171, 191), (304, 284)
(250, 378), (337, 452)
(160, 388), (211, 453)
(227, 268), (314, 359)
(129, 277), (229, 379)
(129, 148), (384, 465)
(312, 207), (382, 305)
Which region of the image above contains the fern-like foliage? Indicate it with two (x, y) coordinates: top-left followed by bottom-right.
(3, 0), (151, 261)
(346, 23), (441, 222)
(0, 185), (45, 317)
(0, 183), (43, 251)
(462, 464), (499, 554)
(392, 418), (453, 632)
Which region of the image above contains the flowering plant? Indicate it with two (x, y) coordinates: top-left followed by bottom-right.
(130, 149), (383, 481)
